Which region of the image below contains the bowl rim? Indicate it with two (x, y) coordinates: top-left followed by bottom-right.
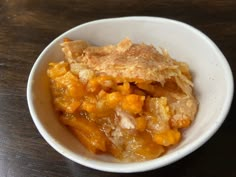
(27, 16), (234, 173)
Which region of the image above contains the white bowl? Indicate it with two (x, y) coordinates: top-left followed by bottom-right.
(27, 17), (234, 173)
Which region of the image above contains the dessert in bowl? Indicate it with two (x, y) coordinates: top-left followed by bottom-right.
(27, 17), (233, 173)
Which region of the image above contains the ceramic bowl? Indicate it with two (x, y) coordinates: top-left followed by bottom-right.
(27, 17), (234, 173)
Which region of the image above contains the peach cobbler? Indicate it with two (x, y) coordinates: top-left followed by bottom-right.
(47, 38), (198, 162)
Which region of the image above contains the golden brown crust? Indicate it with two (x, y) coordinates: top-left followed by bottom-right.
(62, 38), (193, 94)
(61, 38), (198, 124)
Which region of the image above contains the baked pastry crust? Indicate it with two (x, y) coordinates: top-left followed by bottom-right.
(61, 38), (198, 122)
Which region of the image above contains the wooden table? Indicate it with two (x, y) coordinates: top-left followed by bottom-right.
(0, 0), (235, 176)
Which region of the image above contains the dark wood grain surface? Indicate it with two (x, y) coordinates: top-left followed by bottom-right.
(0, 0), (235, 176)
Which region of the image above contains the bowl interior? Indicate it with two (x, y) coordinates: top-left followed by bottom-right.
(27, 17), (233, 172)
